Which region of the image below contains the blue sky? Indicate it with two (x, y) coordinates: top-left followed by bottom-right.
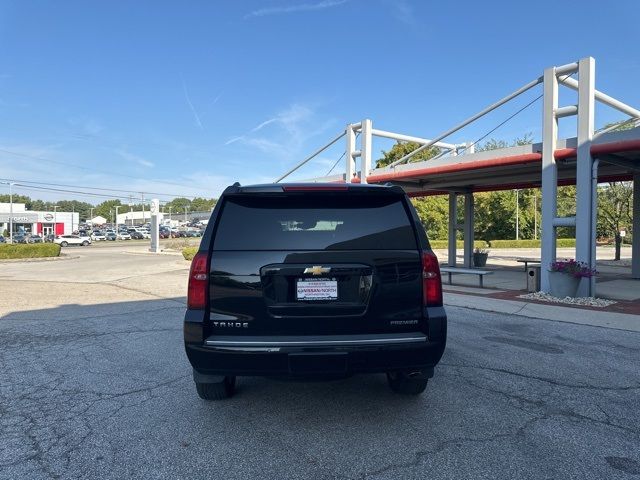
(1, 0), (639, 203)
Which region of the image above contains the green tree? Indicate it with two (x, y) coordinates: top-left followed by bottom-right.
(411, 196), (449, 240)
(94, 200), (123, 222)
(597, 182), (633, 260)
(190, 197), (217, 212)
(376, 141), (441, 168)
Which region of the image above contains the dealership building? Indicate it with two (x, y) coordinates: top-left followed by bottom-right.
(0, 203), (79, 236)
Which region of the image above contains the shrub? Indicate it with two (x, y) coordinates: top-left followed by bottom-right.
(487, 239), (576, 248)
(0, 243), (61, 259)
(182, 246), (198, 261)
(429, 240), (488, 249)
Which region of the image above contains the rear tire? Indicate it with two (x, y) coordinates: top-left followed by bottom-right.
(82, 241), (89, 246)
(60, 241), (68, 247)
(386, 371), (428, 395)
(195, 376), (236, 400)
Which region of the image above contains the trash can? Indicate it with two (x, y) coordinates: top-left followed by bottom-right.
(526, 266), (541, 292)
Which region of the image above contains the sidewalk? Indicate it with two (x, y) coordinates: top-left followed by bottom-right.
(444, 286), (640, 333)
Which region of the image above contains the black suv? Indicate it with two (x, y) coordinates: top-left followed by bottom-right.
(184, 183), (446, 400)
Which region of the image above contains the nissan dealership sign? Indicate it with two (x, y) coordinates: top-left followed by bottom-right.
(0, 212), (38, 223)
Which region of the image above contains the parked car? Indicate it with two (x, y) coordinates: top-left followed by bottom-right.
(117, 231), (131, 240)
(26, 234), (43, 243)
(184, 183), (447, 400)
(45, 234), (55, 243)
(185, 230), (201, 237)
(54, 235), (91, 247)
(105, 232), (117, 241)
(12, 234), (27, 244)
(91, 232), (107, 241)
(159, 230), (170, 239)
(129, 231), (144, 240)
(0, 236), (5, 243)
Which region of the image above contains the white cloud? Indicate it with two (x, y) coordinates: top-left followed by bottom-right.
(116, 150), (155, 168)
(224, 103), (332, 163)
(246, 0), (348, 18)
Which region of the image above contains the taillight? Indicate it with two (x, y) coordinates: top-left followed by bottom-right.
(422, 251), (443, 306)
(187, 251), (208, 309)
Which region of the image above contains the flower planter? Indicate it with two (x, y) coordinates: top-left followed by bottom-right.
(548, 270), (580, 298)
(473, 252), (488, 267)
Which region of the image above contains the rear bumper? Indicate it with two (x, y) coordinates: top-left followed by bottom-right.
(184, 309), (447, 378)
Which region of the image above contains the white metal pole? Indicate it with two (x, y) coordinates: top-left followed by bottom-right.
(448, 193), (457, 267)
(632, 172), (640, 279)
(534, 192), (537, 240)
(575, 57), (596, 297)
(360, 119), (372, 183)
(463, 193), (474, 268)
(540, 66), (559, 293)
(516, 189), (519, 241)
(53, 205), (58, 236)
(346, 125), (356, 182)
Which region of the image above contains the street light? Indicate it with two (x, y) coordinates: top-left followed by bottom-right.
(53, 205), (59, 236)
(168, 206), (172, 223)
(184, 206), (189, 223)
(1, 181), (16, 243)
(90, 207), (94, 222)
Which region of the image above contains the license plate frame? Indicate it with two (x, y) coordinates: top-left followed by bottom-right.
(296, 278), (338, 301)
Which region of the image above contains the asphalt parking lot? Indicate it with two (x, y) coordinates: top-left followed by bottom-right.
(1, 244), (639, 479)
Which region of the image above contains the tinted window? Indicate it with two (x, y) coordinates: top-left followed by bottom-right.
(213, 195), (417, 251)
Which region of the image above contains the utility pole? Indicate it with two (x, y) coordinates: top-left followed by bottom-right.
(168, 206), (172, 223)
(184, 207), (188, 223)
(90, 207), (94, 222)
(141, 193), (145, 222)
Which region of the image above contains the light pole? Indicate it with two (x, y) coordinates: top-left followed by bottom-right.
(90, 207), (94, 222)
(168, 206), (172, 223)
(53, 205), (59, 236)
(184, 207), (189, 223)
(114, 205), (121, 227)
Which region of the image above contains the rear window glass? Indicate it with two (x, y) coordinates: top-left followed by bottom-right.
(213, 195), (417, 251)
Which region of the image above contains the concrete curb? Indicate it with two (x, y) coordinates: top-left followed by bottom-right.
(0, 254), (80, 264)
(444, 292), (640, 333)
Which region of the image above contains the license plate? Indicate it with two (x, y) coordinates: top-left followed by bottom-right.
(296, 278), (338, 301)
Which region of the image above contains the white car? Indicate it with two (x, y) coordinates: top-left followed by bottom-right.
(54, 235), (92, 247)
(117, 232), (131, 240)
(91, 232), (106, 241)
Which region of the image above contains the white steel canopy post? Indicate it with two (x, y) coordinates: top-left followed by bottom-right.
(346, 125), (356, 182)
(463, 193), (474, 268)
(540, 66), (559, 293)
(360, 119), (372, 184)
(633, 173), (640, 279)
(448, 193), (457, 267)
(575, 57), (596, 296)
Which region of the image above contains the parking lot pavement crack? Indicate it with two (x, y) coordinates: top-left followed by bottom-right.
(442, 367), (640, 437)
(440, 361), (640, 392)
(102, 281), (186, 304)
(360, 415), (545, 479)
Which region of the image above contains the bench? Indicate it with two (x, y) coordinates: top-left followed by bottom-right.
(439, 267), (493, 288)
(516, 258), (541, 271)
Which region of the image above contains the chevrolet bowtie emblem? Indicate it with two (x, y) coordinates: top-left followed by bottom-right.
(304, 266), (331, 275)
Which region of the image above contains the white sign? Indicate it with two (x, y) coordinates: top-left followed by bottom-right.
(620, 230), (626, 238)
(296, 279), (338, 300)
(150, 199), (159, 216)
